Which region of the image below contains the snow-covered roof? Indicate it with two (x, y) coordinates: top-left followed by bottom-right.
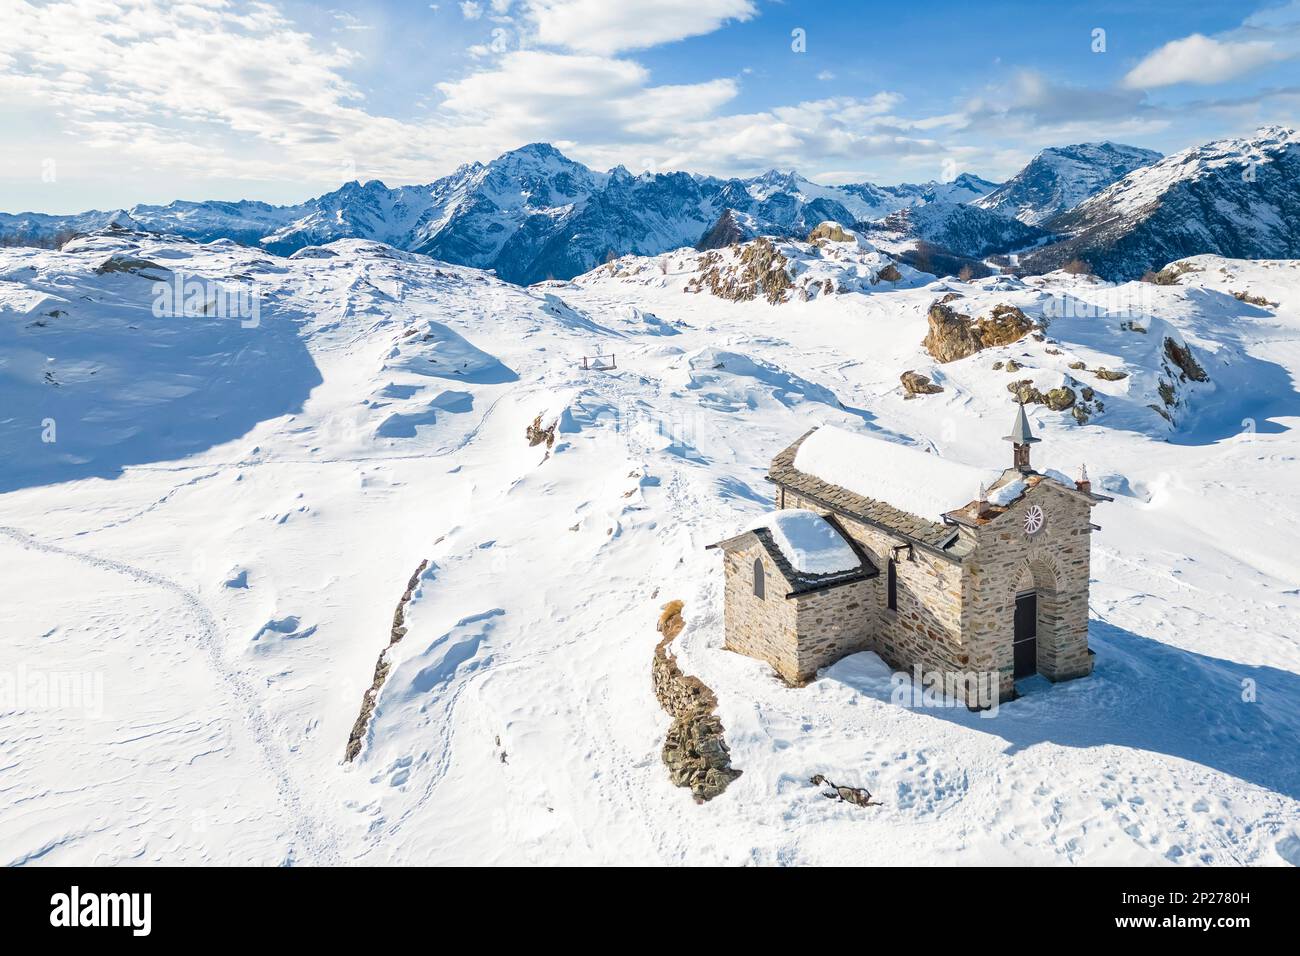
(709, 508), (875, 595)
(743, 509), (861, 576)
(791, 425), (990, 525)
(769, 425), (1093, 550)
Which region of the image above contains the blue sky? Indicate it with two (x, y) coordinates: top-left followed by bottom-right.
(2, 0), (1299, 213)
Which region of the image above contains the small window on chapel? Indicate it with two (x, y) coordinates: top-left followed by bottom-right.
(753, 558), (765, 600)
(887, 558), (897, 610)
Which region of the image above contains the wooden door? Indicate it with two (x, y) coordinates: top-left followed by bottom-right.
(1014, 592), (1037, 678)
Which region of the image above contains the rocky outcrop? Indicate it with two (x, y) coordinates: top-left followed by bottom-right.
(1150, 336), (1210, 424)
(664, 715), (740, 800)
(922, 300), (1035, 363)
(922, 301), (982, 362)
(900, 370), (944, 397)
(807, 221), (852, 243)
(685, 237), (794, 305)
(1006, 380), (1096, 422)
(1006, 379), (1045, 405)
(653, 601), (741, 803)
(697, 208), (745, 250)
(94, 255), (168, 279)
(1044, 386), (1077, 411)
(1163, 336), (1208, 383)
(875, 262), (902, 283)
(525, 413), (556, 449)
(810, 774), (879, 808)
(344, 558), (429, 762)
(1231, 289), (1275, 307)
(652, 603), (717, 717)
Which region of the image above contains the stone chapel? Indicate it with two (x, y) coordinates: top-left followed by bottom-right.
(709, 405), (1108, 703)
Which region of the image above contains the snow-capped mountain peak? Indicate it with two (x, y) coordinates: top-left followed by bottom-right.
(1021, 125), (1300, 279)
(974, 141), (1162, 226)
(5, 132), (1298, 288)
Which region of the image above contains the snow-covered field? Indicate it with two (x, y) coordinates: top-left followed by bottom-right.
(2, 229), (1298, 865)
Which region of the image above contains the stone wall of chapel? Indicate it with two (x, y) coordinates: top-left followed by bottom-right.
(721, 539), (801, 682)
(965, 482), (1094, 695)
(779, 489), (969, 691)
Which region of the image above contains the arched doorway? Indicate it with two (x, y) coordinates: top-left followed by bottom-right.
(1012, 557), (1062, 681)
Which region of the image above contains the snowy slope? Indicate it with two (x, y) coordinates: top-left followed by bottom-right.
(867, 200), (1054, 258)
(2, 231), (1299, 866)
(8, 131), (1295, 289)
(0, 145), (999, 285)
(589, 227), (931, 303)
(974, 142), (1162, 226)
(1023, 127), (1300, 280)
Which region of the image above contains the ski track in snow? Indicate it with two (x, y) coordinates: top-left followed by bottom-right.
(4, 233), (1300, 865)
(0, 525), (343, 865)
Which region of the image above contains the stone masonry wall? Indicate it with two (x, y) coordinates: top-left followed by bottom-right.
(963, 482), (1094, 698)
(722, 539), (801, 683)
(654, 601), (742, 803)
(793, 578), (875, 680)
(781, 490), (969, 690)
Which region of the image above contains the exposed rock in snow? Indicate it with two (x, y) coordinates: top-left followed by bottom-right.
(923, 299), (1036, 363)
(1023, 127), (1300, 279)
(653, 601), (742, 803)
(590, 230), (924, 305)
(974, 141), (1162, 226)
(807, 220), (854, 243)
(3, 229), (1298, 866)
(900, 369), (944, 396)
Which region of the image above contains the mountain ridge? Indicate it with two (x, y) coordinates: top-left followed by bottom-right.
(973, 142), (1163, 226)
(5, 130), (1296, 285)
(1, 143), (1001, 282)
(1023, 126), (1300, 279)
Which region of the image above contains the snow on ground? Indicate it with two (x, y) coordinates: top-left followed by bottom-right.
(1, 232), (1298, 866)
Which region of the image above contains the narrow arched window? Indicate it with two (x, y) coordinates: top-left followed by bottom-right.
(887, 558), (897, 610)
(753, 558), (765, 600)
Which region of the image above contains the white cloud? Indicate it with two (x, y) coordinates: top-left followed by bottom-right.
(439, 50), (649, 116)
(0, 0), (454, 185)
(333, 11), (373, 32)
(1123, 33), (1287, 88)
(17, 0), (1254, 206)
(460, 2), (483, 20)
(524, 0), (756, 55)
(0, 0), (946, 194)
(434, 50), (939, 176)
(468, 26), (513, 57)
